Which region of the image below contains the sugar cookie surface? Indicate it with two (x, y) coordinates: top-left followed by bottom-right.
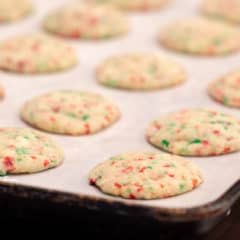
(87, 0), (169, 11)
(201, 0), (240, 24)
(159, 17), (240, 55)
(0, 128), (63, 175)
(0, 0), (32, 23)
(43, 3), (129, 39)
(20, 90), (121, 135)
(97, 53), (186, 90)
(146, 109), (240, 156)
(89, 152), (203, 200)
(208, 70), (240, 108)
(0, 34), (77, 74)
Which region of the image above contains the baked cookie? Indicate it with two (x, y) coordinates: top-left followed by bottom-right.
(159, 17), (240, 56)
(0, 83), (4, 99)
(208, 69), (240, 108)
(201, 0), (240, 24)
(97, 53), (186, 90)
(0, 128), (63, 175)
(43, 3), (129, 40)
(0, 0), (32, 23)
(20, 90), (121, 135)
(89, 152), (203, 200)
(146, 109), (240, 156)
(87, 0), (169, 11)
(0, 34), (77, 74)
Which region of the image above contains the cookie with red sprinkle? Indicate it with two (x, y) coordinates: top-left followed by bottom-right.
(208, 69), (240, 108)
(0, 128), (63, 175)
(43, 3), (129, 40)
(159, 17), (240, 56)
(201, 0), (240, 24)
(97, 53), (186, 90)
(146, 109), (240, 156)
(0, 0), (32, 23)
(89, 152), (203, 200)
(20, 90), (121, 135)
(0, 34), (77, 74)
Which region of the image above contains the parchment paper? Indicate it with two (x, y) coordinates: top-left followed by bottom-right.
(1, 0), (240, 209)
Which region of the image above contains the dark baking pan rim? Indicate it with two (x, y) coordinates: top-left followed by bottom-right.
(0, 179), (239, 222)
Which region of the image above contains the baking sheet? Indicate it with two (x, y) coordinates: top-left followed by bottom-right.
(1, 0), (240, 210)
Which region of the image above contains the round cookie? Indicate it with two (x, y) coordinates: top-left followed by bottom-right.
(97, 53), (186, 90)
(201, 0), (240, 24)
(20, 90), (121, 136)
(208, 69), (240, 108)
(0, 0), (32, 23)
(43, 3), (129, 40)
(159, 17), (240, 56)
(0, 34), (77, 74)
(0, 128), (63, 175)
(0, 83), (4, 99)
(87, 0), (169, 11)
(146, 109), (240, 156)
(89, 152), (203, 200)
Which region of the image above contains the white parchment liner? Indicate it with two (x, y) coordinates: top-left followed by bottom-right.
(0, 0), (240, 209)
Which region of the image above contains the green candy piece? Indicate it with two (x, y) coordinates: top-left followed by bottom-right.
(212, 37), (222, 46)
(179, 183), (185, 191)
(189, 139), (201, 144)
(223, 96), (229, 105)
(106, 79), (117, 87)
(148, 64), (157, 75)
(179, 148), (189, 155)
(66, 112), (77, 118)
(16, 147), (28, 155)
(0, 171), (6, 176)
(82, 114), (90, 121)
(37, 61), (48, 71)
(161, 139), (170, 148)
(126, 188), (132, 194)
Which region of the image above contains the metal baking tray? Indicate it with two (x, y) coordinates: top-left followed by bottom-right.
(1, 0), (240, 224)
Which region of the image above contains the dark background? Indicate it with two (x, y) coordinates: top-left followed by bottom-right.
(0, 190), (239, 240)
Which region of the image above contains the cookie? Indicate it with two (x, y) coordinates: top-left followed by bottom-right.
(201, 0), (240, 24)
(0, 0), (32, 23)
(0, 83), (4, 99)
(43, 3), (129, 40)
(208, 69), (240, 108)
(20, 90), (121, 135)
(0, 128), (63, 175)
(0, 34), (77, 74)
(87, 0), (169, 11)
(97, 53), (186, 90)
(159, 17), (240, 55)
(146, 109), (240, 156)
(89, 152), (203, 200)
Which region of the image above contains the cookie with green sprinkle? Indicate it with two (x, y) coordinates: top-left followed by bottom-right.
(0, 0), (32, 23)
(20, 90), (121, 135)
(0, 128), (63, 175)
(43, 3), (129, 40)
(208, 69), (240, 108)
(87, 0), (169, 11)
(201, 0), (240, 24)
(97, 53), (187, 90)
(146, 109), (240, 156)
(159, 17), (240, 56)
(0, 34), (77, 74)
(89, 152), (203, 200)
